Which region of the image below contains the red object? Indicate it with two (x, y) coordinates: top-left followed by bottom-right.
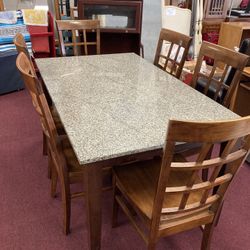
(240, 0), (249, 8)
(27, 25), (50, 53)
(202, 32), (219, 65)
(183, 72), (193, 85)
(27, 12), (56, 58)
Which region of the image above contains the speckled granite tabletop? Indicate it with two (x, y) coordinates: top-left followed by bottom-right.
(36, 53), (238, 165)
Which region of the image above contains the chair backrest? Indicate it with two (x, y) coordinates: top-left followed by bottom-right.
(16, 52), (62, 163)
(56, 19), (101, 56)
(151, 116), (250, 230)
(154, 28), (192, 79)
(37, 90), (69, 186)
(191, 41), (249, 109)
(16, 52), (44, 123)
(224, 38), (250, 86)
(13, 33), (30, 58)
(13, 33), (37, 76)
(0, 0), (4, 11)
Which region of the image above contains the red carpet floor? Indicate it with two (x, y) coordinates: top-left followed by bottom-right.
(1, 90), (250, 250)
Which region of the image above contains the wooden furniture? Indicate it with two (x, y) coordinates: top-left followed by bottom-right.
(233, 81), (250, 116)
(14, 33), (62, 157)
(14, 33), (33, 63)
(54, 0), (72, 20)
(218, 22), (250, 51)
(191, 41), (249, 109)
(78, 0), (143, 55)
(36, 53), (238, 250)
(56, 19), (101, 56)
(16, 52), (112, 235)
(154, 28), (192, 79)
(204, 0), (230, 19)
(234, 82), (250, 116)
(112, 117), (250, 250)
(0, 0), (4, 11)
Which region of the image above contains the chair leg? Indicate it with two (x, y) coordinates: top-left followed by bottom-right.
(50, 161), (58, 198)
(201, 223), (215, 250)
(112, 184), (119, 228)
(43, 132), (48, 155)
(214, 201), (224, 227)
(147, 242), (156, 250)
(47, 150), (52, 179)
(61, 186), (71, 235)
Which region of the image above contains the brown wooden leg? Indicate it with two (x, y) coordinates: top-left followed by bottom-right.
(147, 242), (156, 250)
(43, 132), (48, 156)
(50, 159), (58, 198)
(112, 182), (119, 228)
(201, 223), (215, 250)
(84, 165), (102, 250)
(61, 183), (71, 235)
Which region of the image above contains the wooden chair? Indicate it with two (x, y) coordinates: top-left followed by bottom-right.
(191, 41), (249, 109)
(0, 0), (4, 11)
(16, 52), (111, 235)
(112, 116), (250, 250)
(56, 19), (101, 56)
(13, 33), (31, 58)
(154, 28), (192, 79)
(14, 33), (64, 157)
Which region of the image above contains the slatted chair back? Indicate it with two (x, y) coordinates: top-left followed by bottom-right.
(191, 41), (249, 109)
(151, 117), (250, 234)
(14, 33), (37, 76)
(16, 51), (63, 173)
(56, 19), (100, 56)
(16, 52), (43, 113)
(13, 33), (30, 58)
(16, 52), (50, 143)
(154, 28), (192, 79)
(37, 92), (63, 166)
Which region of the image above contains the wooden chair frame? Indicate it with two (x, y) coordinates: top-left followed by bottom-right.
(154, 28), (192, 79)
(191, 41), (249, 109)
(0, 0), (4, 11)
(56, 19), (101, 56)
(112, 116), (250, 250)
(16, 52), (111, 234)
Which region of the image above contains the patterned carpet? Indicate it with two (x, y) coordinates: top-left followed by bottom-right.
(0, 89), (250, 250)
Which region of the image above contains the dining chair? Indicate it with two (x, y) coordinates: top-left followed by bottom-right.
(14, 33), (64, 157)
(13, 33), (32, 59)
(16, 52), (111, 235)
(112, 116), (250, 250)
(56, 19), (101, 56)
(191, 41), (249, 109)
(154, 28), (192, 79)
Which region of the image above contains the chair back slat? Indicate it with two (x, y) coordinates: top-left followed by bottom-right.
(13, 33), (30, 58)
(16, 52), (51, 138)
(56, 20), (100, 56)
(191, 41), (249, 108)
(151, 116), (250, 229)
(154, 28), (192, 79)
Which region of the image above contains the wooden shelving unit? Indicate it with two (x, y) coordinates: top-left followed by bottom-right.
(78, 0), (143, 55)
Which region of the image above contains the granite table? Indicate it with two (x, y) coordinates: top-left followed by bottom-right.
(36, 53), (238, 250)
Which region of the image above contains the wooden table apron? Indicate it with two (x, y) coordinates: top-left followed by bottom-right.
(36, 53), (238, 250)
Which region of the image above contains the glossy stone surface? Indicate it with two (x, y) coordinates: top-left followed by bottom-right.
(36, 53), (238, 164)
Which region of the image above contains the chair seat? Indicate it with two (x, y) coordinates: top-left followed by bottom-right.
(114, 157), (209, 222)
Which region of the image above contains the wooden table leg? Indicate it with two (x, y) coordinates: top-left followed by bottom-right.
(84, 165), (103, 250)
